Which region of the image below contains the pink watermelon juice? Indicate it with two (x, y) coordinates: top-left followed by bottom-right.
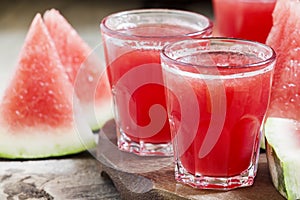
(106, 49), (169, 143)
(213, 0), (276, 43)
(175, 69), (271, 176)
(161, 38), (276, 189)
(101, 9), (213, 156)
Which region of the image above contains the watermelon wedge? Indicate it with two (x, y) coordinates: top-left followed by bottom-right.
(266, 0), (300, 120)
(265, 118), (300, 200)
(43, 9), (113, 131)
(264, 0), (300, 199)
(0, 14), (95, 158)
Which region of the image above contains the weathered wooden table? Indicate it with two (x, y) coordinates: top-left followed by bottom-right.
(0, 151), (121, 200)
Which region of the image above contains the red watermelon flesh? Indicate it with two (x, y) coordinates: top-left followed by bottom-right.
(0, 14), (95, 158)
(266, 0), (300, 120)
(43, 9), (113, 130)
(265, 0), (300, 199)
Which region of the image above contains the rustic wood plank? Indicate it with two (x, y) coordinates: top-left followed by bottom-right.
(97, 120), (285, 200)
(0, 152), (120, 200)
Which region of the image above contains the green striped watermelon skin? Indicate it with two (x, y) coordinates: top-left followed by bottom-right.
(265, 118), (300, 200)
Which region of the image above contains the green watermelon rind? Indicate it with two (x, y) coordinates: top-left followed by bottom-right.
(0, 127), (96, 159)
(265, 117), (300, 200)
(0, 143), (96, 159)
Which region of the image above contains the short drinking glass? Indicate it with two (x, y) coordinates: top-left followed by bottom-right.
(161, 38), (276, 189)
(100, 9), (213, 156)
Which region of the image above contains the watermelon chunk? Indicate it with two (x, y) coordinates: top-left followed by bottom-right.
(265, 118), (300, 200)
(266, 0), (300, 120)
(264, 0), (300, 199)
(43, 9), (113, 131)
(0, 14), (95, 158)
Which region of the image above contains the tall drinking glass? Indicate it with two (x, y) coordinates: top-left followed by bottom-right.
(100, 9), (213, 156)
(161, 38), (276, 189)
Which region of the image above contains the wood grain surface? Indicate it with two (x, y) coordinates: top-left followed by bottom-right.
(0, 152), (120, 200)
(97, 120), (285, 200)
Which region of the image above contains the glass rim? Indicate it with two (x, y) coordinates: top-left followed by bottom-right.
(161, 37), (277, 70)
(100, 8), (213, 39)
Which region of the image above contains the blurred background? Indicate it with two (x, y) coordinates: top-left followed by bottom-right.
(0, 0), (213, 58)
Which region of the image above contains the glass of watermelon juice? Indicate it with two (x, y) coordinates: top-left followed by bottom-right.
(212, 0), (276, 43)
(100, 9), (213, 156)
(161, 38), (276, 189)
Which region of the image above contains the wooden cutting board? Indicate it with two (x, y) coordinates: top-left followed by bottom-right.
(96, 120), (285, 200)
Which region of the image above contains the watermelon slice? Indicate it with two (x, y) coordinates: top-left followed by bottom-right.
(0, 14), (95, 158)
(265, 118), (300, 200)
(43, 9), (113, 131)
(264, 0), (300, 199)
(266, 0), (300, 120)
